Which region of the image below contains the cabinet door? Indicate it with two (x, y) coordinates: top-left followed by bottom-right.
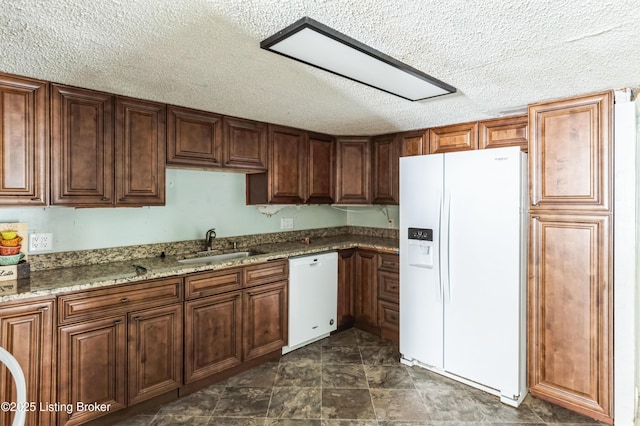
(58, 316), (127, 426)
(528, 214), (612, 422)
(0, 299), (54, 426)
(115, 97), (166, 206)
(268, 125), (307, 204)
(354, 250), (378, 332)
(167, 105), (222, 167)
(372, 134), (399, 205)
(243, 280), (288, 361)
(51, 84), (114, 206)
(429, 121), (478, 153)
(335, 137), (371, 204)
(529, 92), (612, 211)
(128, 304), (182, 405)
(0, 73), (48, 206)
(184, 292), (242, 383)
(398, 129), (429, 157)
(307, 132), (335, 204)
(337, 249), (355, 331)
(479, 115), (528, 151)
(223, 116), (267, 171)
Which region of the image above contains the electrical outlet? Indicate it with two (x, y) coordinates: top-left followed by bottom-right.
(280, 218), (294, 230)
(388, 219), (395, 229)
(30, 233), (53, 252)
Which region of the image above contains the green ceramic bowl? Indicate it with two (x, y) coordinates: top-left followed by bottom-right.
(0, 252), (24, 266)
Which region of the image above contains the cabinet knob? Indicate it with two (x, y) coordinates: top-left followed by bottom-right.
(121, 298), (129, 303)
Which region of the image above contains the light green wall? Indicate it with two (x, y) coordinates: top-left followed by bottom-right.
(0, 169), (352, 252)
(345, 205), (399, 229)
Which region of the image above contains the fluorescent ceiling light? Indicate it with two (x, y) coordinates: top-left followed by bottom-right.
(260, 17), (456, 102)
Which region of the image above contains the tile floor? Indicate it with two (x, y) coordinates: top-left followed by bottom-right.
(115, 328), (605, 425)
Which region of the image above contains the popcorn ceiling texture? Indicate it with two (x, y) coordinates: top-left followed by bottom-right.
(0, 0), (638, 135)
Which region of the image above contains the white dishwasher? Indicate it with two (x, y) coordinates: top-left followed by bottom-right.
(282, 251), (338, 354)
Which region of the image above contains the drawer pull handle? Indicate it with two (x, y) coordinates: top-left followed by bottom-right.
(134, 317), (141, 322)
(31, 197), (41, 201)
(114, 320), (122, 325)
(38, 306), (49, 312)
(121, 298), (129, 303)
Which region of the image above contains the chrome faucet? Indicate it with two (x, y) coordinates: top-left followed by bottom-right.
(205, 228), (217, 251)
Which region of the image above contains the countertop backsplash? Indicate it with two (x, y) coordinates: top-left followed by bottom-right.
(28, 226), (399, 271)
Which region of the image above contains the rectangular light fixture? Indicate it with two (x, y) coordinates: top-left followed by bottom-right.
(260, 17), (456, 102)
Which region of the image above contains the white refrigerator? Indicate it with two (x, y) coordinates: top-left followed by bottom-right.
(399, 146), (527, 407)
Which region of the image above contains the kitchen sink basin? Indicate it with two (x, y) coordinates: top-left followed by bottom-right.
(177, 250), (260, 265)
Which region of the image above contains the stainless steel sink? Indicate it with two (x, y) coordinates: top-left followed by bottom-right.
(177, 250), (259, 265)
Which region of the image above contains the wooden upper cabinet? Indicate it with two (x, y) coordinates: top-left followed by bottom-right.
(307, 132), (335, 204)
(51, 84), (114, 206)
(0, 73), (48, 206)
(335, 137), (371, 204)
(479, 115), (528, 152)
(429, 121), (478, 153)
(223, 116), (267, 171)
(166, 105), (222, 167)
(372, 133), (399, 205)
(529, 92), (612, 211)
(398, 129), (429, 156)
(115, 97), (166, 206)
(267, 125), (308, 204)
(528, 214), (612, 422)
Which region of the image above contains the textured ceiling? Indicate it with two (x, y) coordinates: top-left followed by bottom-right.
(1, 0), (639, 135)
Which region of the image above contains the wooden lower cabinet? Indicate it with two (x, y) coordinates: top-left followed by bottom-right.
(184, 292), (242, 383)
(243, 280), (288, 361)
(354, 250), (378, 332)
(528, 214), (612, 423)
(0, 298), (55, 426)
(127, 304), (182, 405)
(58, 316), (127, 426)
(337, 249), (356, 330)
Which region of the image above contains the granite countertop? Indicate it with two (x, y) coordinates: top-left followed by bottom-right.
(1, 235), (398, 302)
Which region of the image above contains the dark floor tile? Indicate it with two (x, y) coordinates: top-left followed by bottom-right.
(275, 362), (322, 387)
(150, 415), (210, 425)
(212, 386), (272, 417)
(321, 388), (376, 420)
(323, 330), (359, 347)
(267, 386), (321, 419)
(365, 365), (414, 389)
(322, 364), (368, 389)
(208, 418), (265, 425)
(322, 346), (363, 364)
(354, 329), (391, 346)
(360, 345), (401, 365)
(156, 386), (223, 417)
(370, 389), (430, 421)
(524, 396), (603, 424)
(266, 419), (323, 425)
(225, 361), (279, 387)
(407, 366), (466, 391)
(420, 389), (484, 422)
(466, 388), (543, 423)
(281, 342), (323, 363)
(112, 414), (155, 425)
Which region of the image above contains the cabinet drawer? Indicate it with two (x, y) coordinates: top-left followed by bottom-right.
(377, 270), (399, 303)
(185, 268), (242, 299)
(377, 253), (399, 272)
(377, 300), (399, 331)
(58, 277), (183, 324)
(243, 260), (288, 288)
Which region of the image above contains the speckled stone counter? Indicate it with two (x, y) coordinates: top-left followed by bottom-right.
(1, 233), (398, 302)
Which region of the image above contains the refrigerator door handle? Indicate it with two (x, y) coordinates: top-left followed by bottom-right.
(437, 192), (443, 302)
(444, 192), (452, 303)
